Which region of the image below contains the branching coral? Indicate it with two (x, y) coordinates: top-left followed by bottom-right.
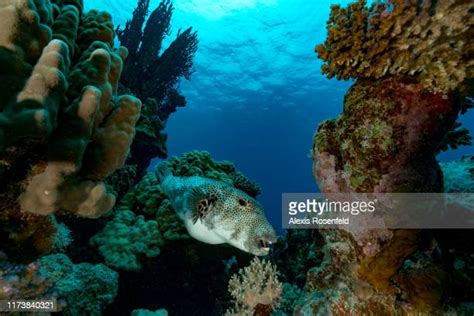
(225, 257), (282, 316)
(437, 122), (473, 153)
(77, 9), (114, 52)
(0, 38), (69, 149)
(0, 0), (141, 219)
(116, 0), (198, 178)
(52, 4), (80, 57)
(18, 47), (142, 217)
(105, 163), (138, 197)
(316, 0), (474, 94)
(117, 0), (198, 106)
(0, 0), (142, 258)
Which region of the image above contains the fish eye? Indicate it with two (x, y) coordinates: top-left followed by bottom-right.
(238, 198), (247, 206)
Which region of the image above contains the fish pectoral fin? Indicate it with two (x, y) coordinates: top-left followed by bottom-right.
(191, 196), (217, 225)
(190, 188), (218, 225)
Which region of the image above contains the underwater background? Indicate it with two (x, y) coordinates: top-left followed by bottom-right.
(0, 0), (473, 315)
(89, 0), (474, 231)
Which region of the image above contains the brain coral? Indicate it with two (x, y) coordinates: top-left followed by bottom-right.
(316, 0), (474, 93)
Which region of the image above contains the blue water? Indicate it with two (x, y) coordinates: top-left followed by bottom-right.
(88, 0), (473, 231)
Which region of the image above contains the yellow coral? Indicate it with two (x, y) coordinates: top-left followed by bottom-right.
(316, 0), (473, 93)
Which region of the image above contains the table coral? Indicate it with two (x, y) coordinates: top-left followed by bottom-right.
(316, 0), (474, 94)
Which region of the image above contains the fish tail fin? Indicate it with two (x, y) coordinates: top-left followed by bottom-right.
(155, 161), (172, 183)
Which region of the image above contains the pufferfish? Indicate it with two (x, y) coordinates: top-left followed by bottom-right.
(156, 163), (277, 256)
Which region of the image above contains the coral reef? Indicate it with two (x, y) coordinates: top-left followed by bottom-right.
(313, 77), (458, 193)
(438, 122), (473, 153)
(271, 283), (303, 316)
(99, 152), (262, 315)
(90, 172), (184, 271)
(316, 0), (473, 94)
(441, 155), (474, 193)
(132, 309), (169, 316)
(310, 0), (473, 314)
(90, 205), (162, 271)
(128, 98), (169, 176)
(0, 252), (51, 301)
(436, 156), (474, 309)
(117, 0), (198, 107)
(116, 0), (199, 177)
(0, 0), (142, 257)
(225, 257), (282, 316)
(37, 253), (118, 315)
(271, 230), (323, 287)
(105, 163), (138, 197)
(0, 252), (118, 315)
(167, 151), (262, 197)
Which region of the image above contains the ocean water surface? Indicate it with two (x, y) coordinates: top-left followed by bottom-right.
(87, 0), (473, 231)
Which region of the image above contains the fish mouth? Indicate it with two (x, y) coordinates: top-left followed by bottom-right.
(256, 236), (276, 255)
(258, 239), (272, 252)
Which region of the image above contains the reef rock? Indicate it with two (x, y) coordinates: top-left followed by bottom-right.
(309, 0), (472, 314)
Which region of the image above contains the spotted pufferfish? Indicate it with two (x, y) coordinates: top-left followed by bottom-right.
(156, 163), (277, 256)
